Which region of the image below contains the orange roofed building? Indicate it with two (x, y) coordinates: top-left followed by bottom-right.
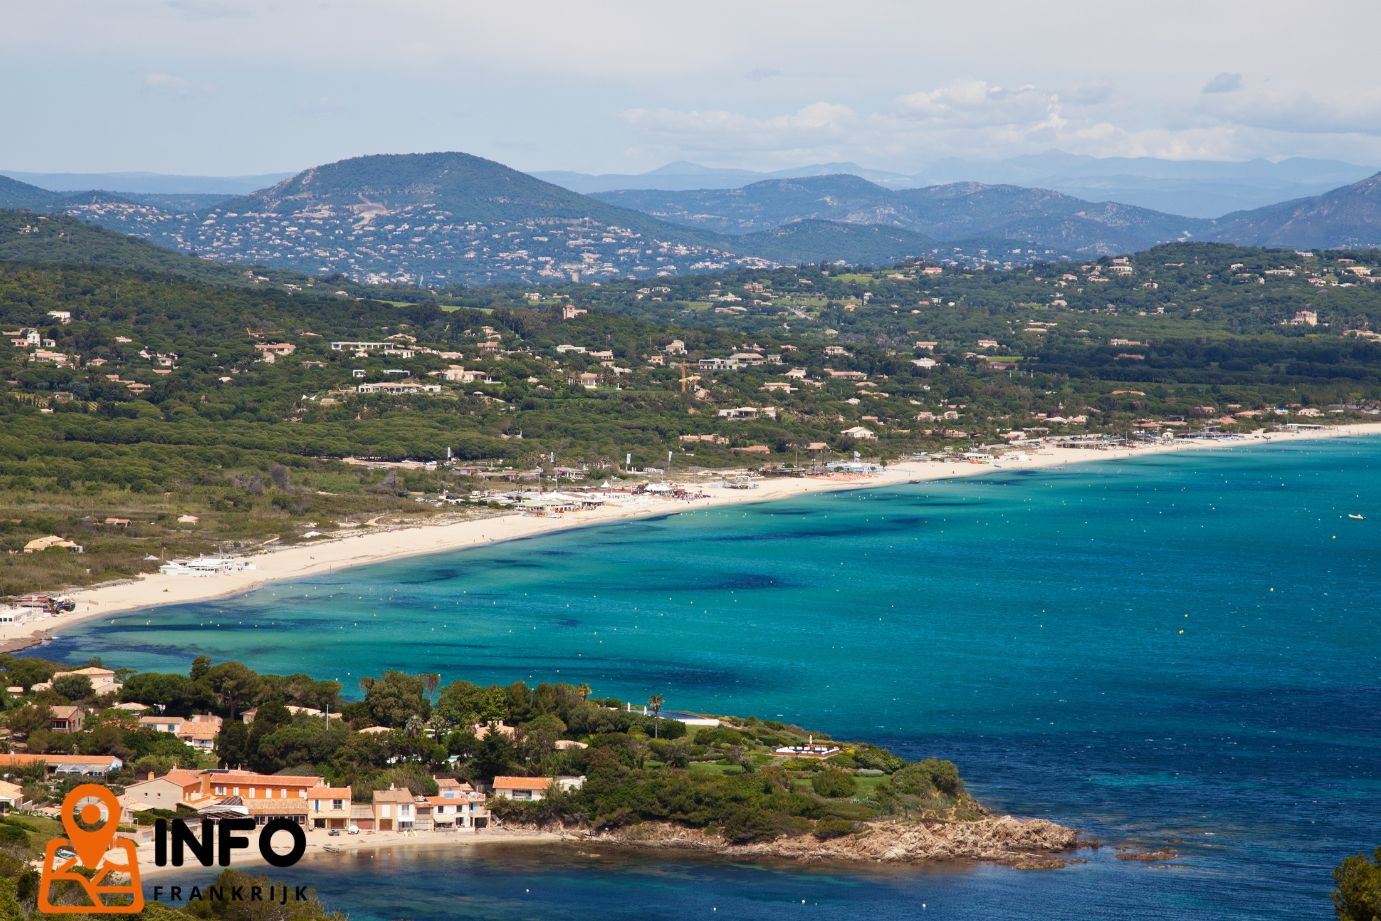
(491, 776), (587, 801)
(307, 786), (352, 830)
(0, 752), (121, 775)
(118, 769), (324, 826)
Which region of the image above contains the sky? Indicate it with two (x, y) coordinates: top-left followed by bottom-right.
(4, 0), (1381, 176)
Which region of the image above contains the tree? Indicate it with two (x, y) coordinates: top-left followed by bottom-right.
(203, 662), (262, 719)
(189, 655), (212, 682)
(1334, 847), (1381, 921)
(364, 671), (428, 728)
(519, 713), (566, 767)
(121, 672), (214, 714)
(469, 731), (519, 781)
(647, 694), (664, 739)
(215, 720), (251, 769)
(4, 703), (51, 738)
(435, 681), (506, 728)
(50, 674), (94, 703)
(0, 656), (56, 691)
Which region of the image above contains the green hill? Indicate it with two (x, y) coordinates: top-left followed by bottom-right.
(0, 210), (278, 286)
(220, 151), (725, 245)
(737, 219), (936, 265)
(0, 175), (62, 210)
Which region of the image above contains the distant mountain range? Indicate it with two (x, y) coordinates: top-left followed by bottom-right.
(14, 153), (1370, 218)
(597, 175), (1206, 254)
(544, 152), (1377, 218)
(0, 169), (294, 195)
(912, 151), (1376, 217)
(0, 151), (1378, 285)
(534, 160), (913, 195)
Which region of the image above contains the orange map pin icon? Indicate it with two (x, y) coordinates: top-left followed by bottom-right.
(62, 784), (120, 868)
(40, 783), (143, 913)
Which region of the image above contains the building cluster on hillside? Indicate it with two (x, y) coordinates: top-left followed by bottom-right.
(0, 662), (590, 833)
(62, 200), (772, 286)
(114, 767), (530, 832)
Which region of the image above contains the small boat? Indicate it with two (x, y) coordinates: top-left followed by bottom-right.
(1348, 513), (1365, 520)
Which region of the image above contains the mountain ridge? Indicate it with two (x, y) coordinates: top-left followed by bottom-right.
(598, 175), (1208, 254)
(8, 151), (1378, 285)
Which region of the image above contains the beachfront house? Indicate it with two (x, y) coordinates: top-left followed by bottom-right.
(491, 776), (585, 802)
(199, 770), (323, 825)
(307, 786), (352, 830)
(427, 778), (490, 830)
(491, 777), (551, 801)
(371, 786), (416, 831)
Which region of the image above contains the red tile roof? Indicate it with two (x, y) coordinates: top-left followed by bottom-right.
(493, 776), (552, 791)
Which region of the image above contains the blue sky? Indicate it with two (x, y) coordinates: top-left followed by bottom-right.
(4, 0), (1380, 175)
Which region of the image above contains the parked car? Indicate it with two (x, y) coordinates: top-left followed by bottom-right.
(347, 825), (361, 835)
(328, 828), (341, 837)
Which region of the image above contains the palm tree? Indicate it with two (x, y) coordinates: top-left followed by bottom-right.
(648, 694), (664, 738)
(576, 683), (592, 702)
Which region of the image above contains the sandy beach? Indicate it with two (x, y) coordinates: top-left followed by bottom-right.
(6, 422), (1380, 654)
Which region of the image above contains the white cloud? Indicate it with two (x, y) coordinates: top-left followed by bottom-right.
(624, 82), (1241, 165)
(623, 103), (859, 156)
(6, 0), (1381, 172)
(1200, 87), (1381, 135)
(894, 80), (1059, 128)
(142, 73), (197, 93)
(1201, 72), (1244, 94)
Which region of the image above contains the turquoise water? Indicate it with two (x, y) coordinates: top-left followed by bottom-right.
(37, 439), (1381, 919)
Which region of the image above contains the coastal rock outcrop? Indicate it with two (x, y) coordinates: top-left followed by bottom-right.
(580, 815), (1081, 870)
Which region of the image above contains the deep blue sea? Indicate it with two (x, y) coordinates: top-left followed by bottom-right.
(34, 439), (1381, 919)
